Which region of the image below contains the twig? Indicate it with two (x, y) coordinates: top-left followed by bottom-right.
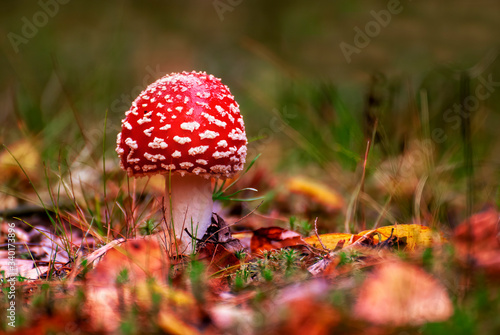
(84, 238), (127, 265)
(313, 217), (328, 251)
(232, 201), (264, 226)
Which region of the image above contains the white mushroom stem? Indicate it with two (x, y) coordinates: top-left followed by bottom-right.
(164, 174), (213, 253)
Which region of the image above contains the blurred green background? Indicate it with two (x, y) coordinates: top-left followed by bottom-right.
(1, 0), (500, 227)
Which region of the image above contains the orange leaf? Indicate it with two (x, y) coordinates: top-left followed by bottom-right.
(85, 238), (171, 332)
(250, 227), (305, 254)
(88, 238), (168, 284)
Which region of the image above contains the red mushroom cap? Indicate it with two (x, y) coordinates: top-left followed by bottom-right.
(116, 71), (247, 179)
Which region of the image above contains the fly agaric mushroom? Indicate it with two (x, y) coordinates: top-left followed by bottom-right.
(116, 71), (247, 252)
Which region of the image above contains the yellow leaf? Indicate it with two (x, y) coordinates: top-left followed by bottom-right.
(304, 233), (355, 250)
(287, 176), (344, 210)
(158, 311), (201, 335)
(0, 139), (41, 184)
(304, 224), (444, 251)
(357, 224), (442, 250)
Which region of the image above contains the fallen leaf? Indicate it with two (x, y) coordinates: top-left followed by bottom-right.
(85, 237), (171, 332)
(199, 213), (244, 252)
(0, 259), (34, 277)
(0, 139), (41, 186)
(272, 280), (340, 335)
(197, 242), (244, 295)
(275, 298), (339, 335)
(12, 310), (80, 335)
(231, 231), (253, 250)
(250, 227), (305, 254)
(453, 208), (500, 277)
(210, 304), (254, 333)
(305, 224), (444, 251)
(357, 224), (444, 250)
(1, 222), (29, 242)
(198, 242), (242, 275)
(158, 310), (201, 335)
(304, 233), (357, 250)
(30, 225), (71, 263)
(23, 266), (50, 280)
(84, 238), (127, 266)
(307, 252), (341, 277)
(353, 261), (453, 326)
(87, 237), (169, 284)
(287, 176), (344, 211)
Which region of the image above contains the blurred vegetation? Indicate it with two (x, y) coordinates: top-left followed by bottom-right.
(1, 0), (500, 231)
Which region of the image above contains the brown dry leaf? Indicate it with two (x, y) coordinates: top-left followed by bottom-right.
(453, 208), (500, 277)
(197, 242), (244, 295)
(0, 222), (29, 243)
(287, 176), (344, 211)
(201, 213), (244, 252)
(231, 231), (253, 250)
(198, 242), (242, 275)
(250, 227), (305, 254)
(353, 261), (453, 326)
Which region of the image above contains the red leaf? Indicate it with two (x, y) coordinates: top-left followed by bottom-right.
(250, 227), (305, 254)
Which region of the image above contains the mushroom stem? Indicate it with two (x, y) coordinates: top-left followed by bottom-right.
(164, 174), (213, 253)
